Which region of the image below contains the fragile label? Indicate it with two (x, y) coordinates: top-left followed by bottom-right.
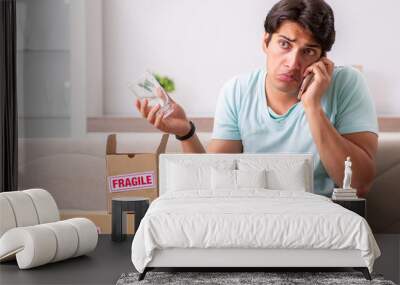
(108, 171), (156, 193)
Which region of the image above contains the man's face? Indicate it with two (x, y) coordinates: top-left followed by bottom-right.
(263, 20), (323, 95)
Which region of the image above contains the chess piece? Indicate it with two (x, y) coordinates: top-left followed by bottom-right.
(343, 156), (352, 190)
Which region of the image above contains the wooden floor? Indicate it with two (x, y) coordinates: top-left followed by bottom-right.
(0, 234), (398, 285)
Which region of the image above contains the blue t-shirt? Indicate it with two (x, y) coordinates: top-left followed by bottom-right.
(212, 66), (378, 197)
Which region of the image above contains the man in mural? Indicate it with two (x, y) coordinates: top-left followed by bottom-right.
(135, 0), (378, 198)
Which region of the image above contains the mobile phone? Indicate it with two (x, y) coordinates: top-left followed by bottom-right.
(297, 53), (329, 100)
(297, 73), (314, 100)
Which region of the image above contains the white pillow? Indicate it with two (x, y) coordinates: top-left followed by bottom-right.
(167, 160), (235, 192)
(266, 162), (307, 191)
(211, 168), (267, 190)
(211, 168), (236, 190)
(236, 169), (267, 189)
(237, 159), (309, 191)
(167, 162), (208, 191)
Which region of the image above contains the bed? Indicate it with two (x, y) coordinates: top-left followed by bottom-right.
(131, 153), (380, 281)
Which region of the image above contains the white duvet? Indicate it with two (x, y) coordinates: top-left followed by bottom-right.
(131, 190), (380, 273)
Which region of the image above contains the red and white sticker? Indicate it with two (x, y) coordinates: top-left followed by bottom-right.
(108, 171), (156, 193)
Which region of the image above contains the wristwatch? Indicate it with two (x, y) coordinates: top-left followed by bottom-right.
(175, 120), (196, 141)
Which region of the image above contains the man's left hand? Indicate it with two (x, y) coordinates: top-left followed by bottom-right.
(300, 57), (335, 110)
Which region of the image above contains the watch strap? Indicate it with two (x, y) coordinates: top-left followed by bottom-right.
(175, 121), (195, 141)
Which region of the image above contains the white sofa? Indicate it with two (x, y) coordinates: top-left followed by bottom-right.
(0, 189), (98, 269)
(17, 132), (400, 234)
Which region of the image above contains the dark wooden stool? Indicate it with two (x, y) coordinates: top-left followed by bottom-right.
(112, 197), (149, 241)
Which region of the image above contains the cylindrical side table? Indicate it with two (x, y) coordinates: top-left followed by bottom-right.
(112, 197), (150, 242)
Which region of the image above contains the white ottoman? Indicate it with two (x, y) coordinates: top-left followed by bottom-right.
(0, 189), (98, 269)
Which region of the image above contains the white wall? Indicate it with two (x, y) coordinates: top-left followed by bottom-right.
(102, 0), (400, 117)
(17, 0), (103, 138)
(17, 0), (71, 138)
(328, 1), (400, 116)
(86, 0), (103, 117)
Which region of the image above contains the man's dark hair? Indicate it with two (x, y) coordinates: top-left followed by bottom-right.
(264, 0), (335, 55)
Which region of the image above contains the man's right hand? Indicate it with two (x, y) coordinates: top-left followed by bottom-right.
(135, 90), (191, 137)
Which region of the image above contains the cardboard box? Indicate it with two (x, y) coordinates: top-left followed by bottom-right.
(60, 210), (112, 234)
(60, 209), (135, 235)
(105, 133), (169, 213)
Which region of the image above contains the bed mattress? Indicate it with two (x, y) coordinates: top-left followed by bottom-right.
(131, 190), (380, 273)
